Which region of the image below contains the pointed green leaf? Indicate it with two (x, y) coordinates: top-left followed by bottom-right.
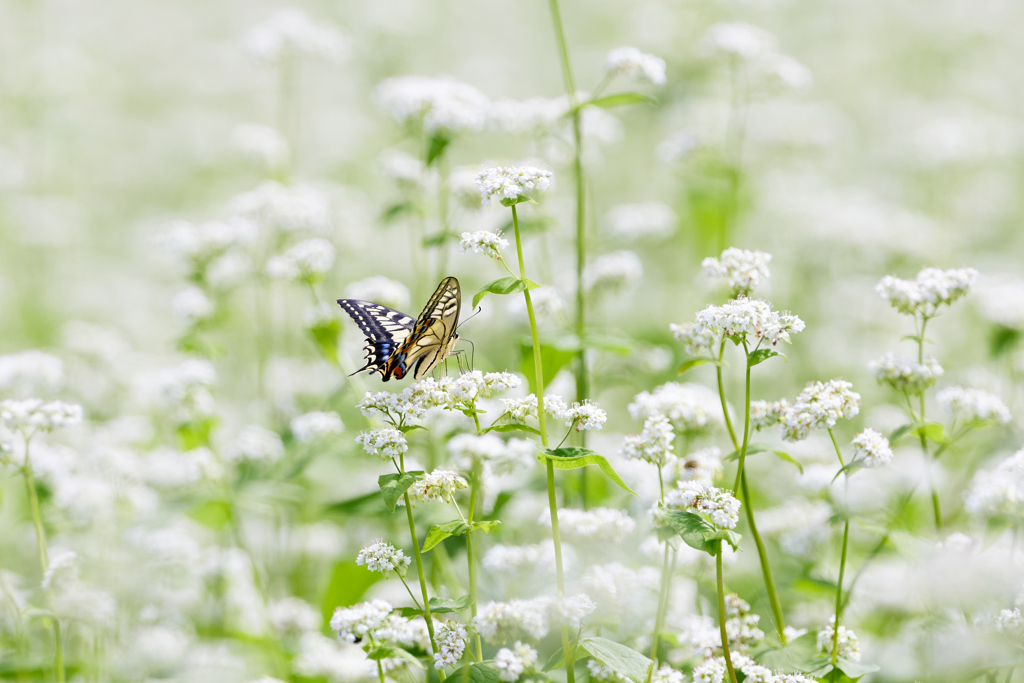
(426, 134), (451, 166)
(429, 595), (474, 613)
(677, 356), (718, 375)
(471, 520), (501, 533)
(748, 348), (785, 367)
(378, 471), (425, 513)
(835, 658), (880, 678)
(660, 510), (740, 555)
(473, 277), (527, 308)
(582, 92), (657, 110)
(578, 636), (653, 683)
(366, 645), (424, 668)
(397, 424), (428, 434)
(772, 449), (803, 474)
(422, 520), (472, 553)
(723, 443), (770, 461)
(520, 343), (576, 395)
(889, 423), (915, 443)
(499, 194), (536, 207)
(541, 447), (638, 496)
(832, 460), (867, 484)
(913, 422), (945, 443)
(381, 201), (415, 223)
(450, 662), (501, 682)
(480, 423), (541, 436)
(396, 606), (425, 618)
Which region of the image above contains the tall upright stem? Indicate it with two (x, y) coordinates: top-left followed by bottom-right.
(512, 204), (573, 681)
(731, 353), (752, 494)
(466, 462), (483, 661)
(717, 544), (739, 683)
(827, 428), (850, 668)
(917, 316), (942, 529)
(22, 441), (65, 683)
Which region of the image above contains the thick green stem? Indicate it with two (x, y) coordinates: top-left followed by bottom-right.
(916, 316), (942, 530)
(731, 353), (752, 494)
(828, 429), (850, 667)
(717, 544), (739, 683)
(717, 342), (738, 450)
(22, 444), (65, 683)
(651, 542), (671, 663)
(466, 463), (483, 661)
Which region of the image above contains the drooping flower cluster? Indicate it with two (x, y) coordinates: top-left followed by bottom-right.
(433, 620), (468, 670)
(355, 427), (408, 461)
(817, 615), (862, 661)
(963, 448), (1024, 517)
(936, 386), (1011, 425)
(356, 540), (411, 577)
(673, 296), (805, 355)
(851, 428), (893, 467)
(875, 267), (978, 316)
(475, 166), (553, 205)
(620, 414), (676, 467)
(664, 480), (741, 529)
(702, 248), (772, 297)
(605, 47), (667, 85)
(869, 353), (944, 394)
(778, 379), (861, 442)
(374, 75), (489, 135)
(459, 230), (509, 260)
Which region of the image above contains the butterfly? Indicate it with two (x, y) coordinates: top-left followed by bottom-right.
(337, 277), (461, 381)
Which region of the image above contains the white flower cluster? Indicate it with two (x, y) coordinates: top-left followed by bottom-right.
(374, 75), (489, 135)
(779, 379), (861, 442)
(539, 507), (636, 543)
(355, 428), (408, 461)
(816, 615), (862, 662)
(869, 353), (943, 395)
(501, 393), (569, 423)
(583, 250), (643, 293)
(158, 218), (256, 269)
(172, 287), (214, 323)
(0, 399), (83, 437)
(243, 9), (347, 64)
(433, 620), (468, 670)
(0, 351), (65, 397)
(228, 181), (332, 235)
(448, 434), (533, 476)
(628, 382), (723, 433)
(702, 248), (772, 297)
(564, 400), (608, 431)
(936, 386), (1011, 424)
(588, 660), (629, 682)
(621, 414), (676, 467)
(678, 446), (725, 483)
(494, 641), (538, 681)
(692, 652), (816, 683)
(356, 540), (410, 577)
(976, 275), (1024, 331)
(412, 371), (522, 414)
(344, 276), (411, 311)
(265, 238), (336, 282)
(603, 202), (677, 241)
(852, 428), (893, 467)
(482, 543), (556, 574)
(231, 124), (290, 170)
(750, 399), (789, 431)
(269, 597), (322, 635)
(724, 594), (765, 650)
(963, 448), (1024, 517)
(225, 425), (285, 464)
(757, 500), (832, 557)
(290, 411), (344, 443)
(698, 23), (812, 93)
(459, 230), (508, 260)
(475, 166), (552, 205)
(665, 480), (741, 529)
(677, 297), (805, 354)
(293, 633), (375, 679)
(474, 598), (550, 643)
(605, 47), (667, 85)
(330, 599), (393, 643)
(407, 468), (468, 503)
(875, 267), (978, 316)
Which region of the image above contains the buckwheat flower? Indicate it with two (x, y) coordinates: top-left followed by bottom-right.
(265, 238), (335, 282)
(997, 608), (1023, 633)
(376, 148), (433, 194)
(870, 353), (944, 394)
(779, 379), (861, 442)
(330, 599), (392, 643)
(377, 614), (435, 651)
(963, 448), (1024, 517)
(356, 540), (411, 577)
(501, 393), (569, 423)
(652, 666), (685, 683)
(0, 399), (83, 437)
(408, 468), (468, 503)
(670, 480), (741, 529)
(159, 218), (257, 268)
(702, 248), (772, 297)
(448, 433), (506, 466)
(937, 386), (1011, 424)
(588, 659), (630, 682)
(606, 47), (667, 86)
(344, 276), (411, 311)
(693, 296), (805, 348)
(670, 322), (718, 356)
(628, 382), (724, 433)
(355, 428), (408, 461)
(475, 599), (549, 643)
(564, 400), (607, 431)
(231, 123), (289, 170)
(269, 597), (322, 634)
(374, 75), (489, 135)
(172, 286), (214, 323)
(750, 399), (789, 430)
(875, 267), (978, 316)
(852, 428), (893, 467)
(358, 388), (428, 423)
(692, 657), (727, 683)
(459, 230), (508, 259)
(228, 181), (331, 234)
(540, 507), (636, 543)
(484, 372), (522, 393)
(290, 411), (344, 443)
(737, 661), (774, 683)
(434, 620), (468, 670)
(621, 414), (676, 467)
(475, 166), (553, 205)
(976, 275), (1024, 330)
(226, 425), (285, 464)
(294, 633), (376, 679)
(583, 250), (643, 293)
(817, 615), (861, 661)
(699, 22), (778, 62)
(243, 8), (347, 64)
(678, 446), (724, 483)
(0, 351), (65, 396)
(42, 548), (79, 590)
(494, 641), (538, 681)
(603, 202), (677, 241)
(449, 370), (487, 404)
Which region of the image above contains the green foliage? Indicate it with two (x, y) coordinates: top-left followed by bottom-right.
(321, 561), (381, 625)
(540, 447), (638, 495)
(658, 509), (741, 555)
(378, 470), (425, 512)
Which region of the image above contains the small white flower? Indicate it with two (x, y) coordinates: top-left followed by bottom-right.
(355, 428), (408, 461)
(265, 238), (336, 282)
(0, 351), (65, 397)
(172, 287), (214, 323)
(475, 166), (552, 205)
(621, 414), (676, 468)
(344, 276), (411, 311)
(228, 181), (331, 234)
(628, 382), (725, 433)
(0, 399), (83, 436)
(964, 448), (1024, 517)
(702, 248), (772, 297)
(936, 386), (1011, 424)
(852, 428), (893, 467)
(875, 267), (978, 316)
(374, 75), (489, 135)
(699, 22), (778, 62)
(243, 9), (347, 64)
(408, 468), (468, 503)
(583, 250), (643, 293)
(356, 540), (411, 577)
(225, 425), (285, 464)
(779, 379), (861, 442)
(869, 353), (944, 394)
(501, 393), (569, 423)
(588, 659), (630, 682)
(651, 665), (685, 683)
(816, 615), (861, 662)
(678, 446), (724, 484)
(474, 599), (550, 643)
(330, 599), (392, 643)
(494, 641), (538, 681)
(750, 399), (789, 431)
(540, 507), (636, 543)
(290, 411), (344, 443)
(231, 123), (289, 170)
(269, 597), (322, 634)
(606, 47), (667, 86)
(664, 480), (741, 530)
(565, 400), (607, 431)
(434, 620), (468, 670)
(459, 230), (509, 259)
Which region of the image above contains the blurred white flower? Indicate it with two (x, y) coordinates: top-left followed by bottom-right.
(407, 468), (468, 503)
(231, 124), (290, 170)
(750, 399), (789, 431)
(448, 166), (487, 209)
(699, 22), (778, 62)
(605, 47), (667, 86)
(678, 446), (724, 483)
(779, 379), (860, 442)
(344, 276), (411, 310)
(507, 286), (565, 320)
(474, 598), (550, 643)
(374, 75), (489, 135)
(487, 96), (567, 135)
(976, 275), (1024, 330)
(583, 250), (643, 293)
(376, 148), (433, 194)
(964, 448), (1024, 517)
(702, 248), (772, 296)
(228, 181), (332, 234)
(876, 267), (977, 316)
(603, 202), (677, 241)
(225, 425), (284, 464)
(269, 597), (322, 635)
(628, 382), (724, 433)
(243, 9), (347, 64)
(172, 286), (214, 323)
(0, 399), (83, 436)
(869, 353), (943, 395)
(621, 414), (676, 467)
(356, 540), (411, 577)
(0, 351), (64, 397)
(355, 427), (408, 460)
(540, 507), (635, 543)
(293, 633), (375, 679)
(330, 599), (392, 643)
(265, 238), (336, 282)
(852, 428), (893, 467)
(936, 386), (1011, 424)
(290, 411), (344, 443)
(434, 620), (467, 670)
(459, 230), (508, 259)
(159, 218), (257, 268)
(476, 166), (552, 205)
(494, 641), (538, 681)
(817, 615), (861, 661)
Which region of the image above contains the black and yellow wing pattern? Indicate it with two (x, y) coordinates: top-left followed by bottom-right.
(337, 277), (461, 381)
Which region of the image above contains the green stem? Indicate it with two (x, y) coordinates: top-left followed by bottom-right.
(22, 442), (65, 683)
(717, 342), (738, 450)
(467, 463), (483, 661)
(827, 429), (850, 666)
(651, 542), (671, 663)
(916, 316), (942, 530)
(717, 544), (739, 683)
(731, 349), (752, 494)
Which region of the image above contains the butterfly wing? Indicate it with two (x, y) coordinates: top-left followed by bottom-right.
(382, 277), (461, 380)
(335, 299), (416, 379)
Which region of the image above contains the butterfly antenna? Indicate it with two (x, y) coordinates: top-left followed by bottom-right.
(457, 306), (483, 330)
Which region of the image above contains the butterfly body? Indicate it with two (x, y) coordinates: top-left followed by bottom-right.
(337, 277), (461, 381)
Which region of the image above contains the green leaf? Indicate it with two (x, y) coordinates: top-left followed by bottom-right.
(426, 134), (451, 166)
(582, 92), (657, 110)
(660, 510), (741, 555)
(723, 443), (770, 461)
(473, 277), (527, 308)
(889, 423), (915, 443)
(772, 449), (803, 474)
(914, 422), (945, 443)
(834, 658), (880, 678)
(677, 356), (718, 375)
(519, 343), (576, 396)
(366, 645), (425, 668)
(748, 348), (785, 367)
(397, 424), (428, 434)
(480, 423), (541, 436)
(322, 561), (381, 624)
(429, 595), (474, 613)
(832, 459), (867, 484)
(471, 520), (501, 533)
(422, 520), (471, 553)
(541, 447), (638, 496)
(188, 500), (232, 530)
(800, 658), (835, 677)
(578, 636), (653, 683)
(378, 471), (425, 513)
(381, 201), (415, 223)
(990, 325), (1022, 358)
(450, 662), (501, 683)
(499, 194), (535, 207)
